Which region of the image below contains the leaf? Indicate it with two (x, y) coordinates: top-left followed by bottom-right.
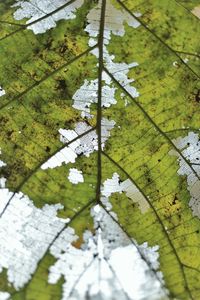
(0, 0), (199, 299)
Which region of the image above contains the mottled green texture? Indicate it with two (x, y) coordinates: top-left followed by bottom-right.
(0, 0), (199, 299)
(119, 0), (200, 74)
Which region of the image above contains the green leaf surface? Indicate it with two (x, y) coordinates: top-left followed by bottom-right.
(0, 0), (199, 299)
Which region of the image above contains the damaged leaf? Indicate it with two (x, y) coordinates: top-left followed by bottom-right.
(0, 0), (199, 299)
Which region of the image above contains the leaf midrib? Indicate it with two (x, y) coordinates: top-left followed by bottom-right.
(0, 1), (199, 298)
(96, 0), (107, 203)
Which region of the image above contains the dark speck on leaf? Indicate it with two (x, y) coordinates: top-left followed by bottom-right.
(60, 44), (68, 54)
(7, 130), (13, 137)
(45, 146), (51, 153)
(172, 195), (178, 205)
(57, 79), (67, 91)
(195, 90), (200, 103)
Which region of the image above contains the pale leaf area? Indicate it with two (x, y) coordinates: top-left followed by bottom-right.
(0, 292), (10, 300)
(12, 0), (84, 34)
(0, 87), (5, 97)
(48, 203), (167, 300)
(0, 174), (68, 289)
(102, 173), (150, 213)
(41, 118), (115, 170)
(192, 6), (200, 18)
(68, 168), (84, 184)
(169, 132), (200, 218)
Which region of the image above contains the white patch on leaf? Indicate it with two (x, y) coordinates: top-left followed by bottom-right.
(0, 178), (6, 188)
(72, 79), (117, 114)
(70, 257), (128, 300)
(0, 87), (5, 97)
(102, 173), (150, 213)
(192, 6), (200, 19)
(12, 0), (84, 34)
(0, 149), (6, 169)
(173, 61), (179, 68)
(101, 118), (116, 146)
(72, 0), (140, 115)
(169, 132), (200, 218)
(102, 173), (123, 197)
(85, 0), (141, 42)
(109, 244), (164, 300)
(183, 57), (189, 63)
(41, 122), (96, 169)
(121, 179), (150, 213)
(48, 203), (167, 300)
(103, 47), (139, 98)
(68, 168), (84, 184)
(0, 178), (68, 290)
(41, 145), (77, 169)
(0, 292), (10, 300)
(0, 156), (167, 299)
(41, 119), (115, 170)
